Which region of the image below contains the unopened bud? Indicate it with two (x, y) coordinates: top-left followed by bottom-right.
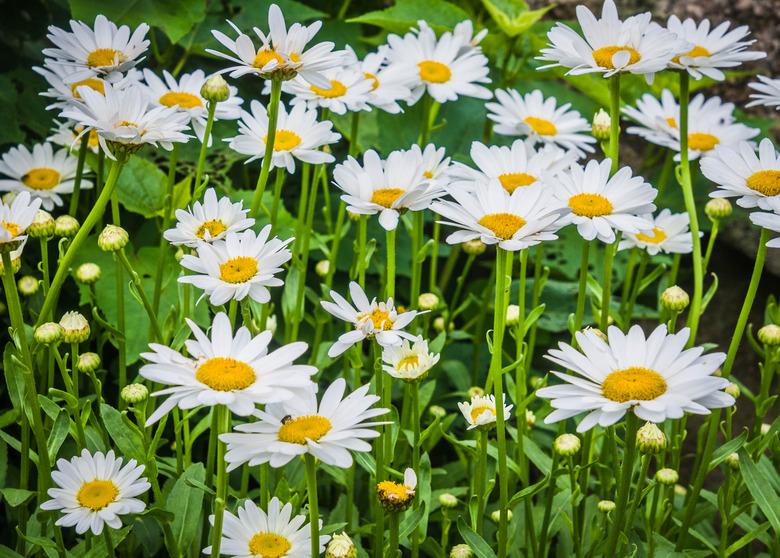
(757, 324), (780, 346)
(705, 198), (732, 221)
(438, 493), (458, 509)
(429, 405), (446, 419)
(554, 433), (581, 456)
(450, 544), (474, 558)
(200, 74), (231, 103)
(462, 239), (486, 255)
(17, 275), (39, 296)
(760, 423), (771, 436)
(77, 352), (101, 373)
(54, 215), (79, 238)
(467, 386), (484, 399)
(121, 383), (149, 404)
(433, 316), (452, 332)
(637, 422), (666, 454)
(418, 292), (439, 310)
(27, 210), (55, 238)
(674, 484), (687, 496)
(34, 322), (63, 345)
(597, 499), (615, 513)
(530, 376), (545, 389)
(265, 314), (278, 336)
(98, 225), (129, 251)
(76, 262), (101, 284)
(655, 468), (679, 485)
(592, 109), (611, 141)
(59, 311), (90, 343)
(724, 383), (740, 399)
(526, 408), (536, 428)
(725, 452), (740, 471)
(315, 260), (330, 277)
(661, 285), (689, 312)
(490, 509), (512, 524)
(506, 304), (520, 326)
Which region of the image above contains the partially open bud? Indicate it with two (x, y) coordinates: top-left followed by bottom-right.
(592, 109), (611, 141)
(200, 74), (230, 103)
(506, 304), (520, 326)
(462, 239), (486, 255)
(554, 433), (581, 456)
(450, 544), (474, 558)
(655, 468), (679, 486)
(725, 452), (740, 471)
(76, 262), (101, 285)
(54, 215), (80, 238)
(438, 493), (458, 509)
(17, 275), (39, 296)
(315, 260), (330, 277)
(661, 285), (689, 312)
(98, 225), (129, 252)
(418, 292), (439, 310)
(490, 509), (512, 524)
(376, 468), (416, 512)
(637, 422), (666, 454)
(467, 386), (484, 399)
(705, 198), (732, 221)
(597, 499), (616, 513)
(34, 322), (63, 345)
(27, 210), (55, 238)
(724, 383), (740, 399)
(325, 533), (356, 558)
(265, 314), (278, 336)
(757, 324), (780, 346)
(59, 311), (90, 343)
(77, 352), (101, 373)
(121, 383), (149, 404)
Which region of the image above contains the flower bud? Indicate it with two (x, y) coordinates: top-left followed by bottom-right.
(315, 260), (330, 277)
(77, 352), (101, 373)
(490, 509), (512, 524)
(724, 383), (740, 399)
(59, 311), (90, 343)
(75, 262), (101, 284)
(450, 544), (474, 558)
(175, 247), (185, 262)
(200, 74), (230, 103)
(438, 493), (458, 509)
(34, 322), (63, 345)
(655, 468), (679, 486)
(17, 275), (39, 296)
(760, 423), (771, 436)
(27, 210), (55, 238)
(462, 239), (486, 255)
(674, 484), (687, 496)
(98, 225), (129, 251)
(265, 314), (278, 336)
(325, 533), (356, 558)
(554, 433), (581, 456)
(418, 292), (439, 310)
(54, 215), (80, 238)
(526, 409), (536, 429)
(725, 452), (740, 471)
(592, 109), (611, 141)
(660, 285), (689, 312)
(757, 324), (780, 346)
(530, 376), (545, 389)
(433, 316), (452, 332)
(597, 499), (616, 513)
(121, 383), (149, 404)
(429, 405), (446, 419)
(506, 304), (520, 326)
(705, 198), (732, 221)
(637, 422), (666, 454)
(467, 386), (484, 399)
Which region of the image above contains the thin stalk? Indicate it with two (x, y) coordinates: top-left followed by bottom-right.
(102, 528), (116, 558)
(386, 228), (396, 299)
(193, 101), (217, 198)
(410, 211), (424, 308)
(573, 240), (590, 340)
(269, 167), (286, 234)
(250, 79), (283, 216)
(69, 138), (89, 216)
(703, 219), (720, 274)
(116, 249), (163, 341)
(444, 252), (475, 333)
(604, 413), (640, 556)
(388, 512), (400, 558)
(474, 429), (488, 534)
(209, 406), (230, 558)
(152, 144), (179, 313)
(304, 454), (320, 558)
(536, 451), (561, 557)
(411, 381), (421, 558)
(567, 457), (582, 558)
(608, 74), (621, 172)
(623, 454), (651, 553)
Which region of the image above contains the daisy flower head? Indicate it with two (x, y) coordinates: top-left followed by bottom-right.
(747, 75), (780, 111)
(139, 312), (316, 424)
(347, 45), (415, 114)
(204, 497), (328, 557)
(377, 468), (417, 512)
(431, 178), (565, 251)
(618, 209), (694, 255)
(537, 324), (734, 432)
(386, 19), (491, 105)
(554, 158), (656, 244)
(164, 188), (254, 247)
(750, 212), (780, 248)
(221, 378), (389, 469)
(33, 61), (139, 110)
(0, 142), (92, 211)
(701, 138), (780, 212)
(452, 20), (488, 56)
(40, 449), (150, 535)
(538, 0), (689, 83)
(458, 393), (513, 431)
(382, 336), (441, 383)
(411, 143), (454, 186)
(49, 120), (101, 154)
(485, 89), (596, 156)
(0, 191), (42, 249)
(179, 226), (293, 306)
(666, 15), (765, 80)
(228, 100), (339, 173)
(320, 281), (422, 357)
(283, 65), (373, 115)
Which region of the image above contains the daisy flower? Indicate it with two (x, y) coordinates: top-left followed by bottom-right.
(411, 143), (453, 186)
(179, 226), (293, 306)
(377, 468), (417, 512)
(386, 20), (491, 105)
(538, 0), (688, 83)
(43, 15), (149, 82)
(221, 378), (389, 469)
(431, 179), (565, 251)
(618, 209), (694, 255)
(49, 121), (101, 154)
(139, 312), (316, 424)
(458, 393), (513, 430)
(0, 191), (42, 248)
(227, 100), (339, 173)
(0, 143), (92, 210)
(452, 20), (488, 56)
(204, 497), (328, 558)
(747, 75), (780, 111)
(485, 89), (596, 156)
(40, 449), (150, 535)
(554, 159), (656, 244)
(666, 15), (765, 80)
(164, 188), (254, 247)
(382, 336), (440, 383)
(320, 281), (422, 357)
(33, 62), (139, 110)
(347, 45), (414, 114)
(750, 211), (780, 248)
(701, 138), (780, 212)
(284, 66), (373, 115)
(536, 324), (734, 432)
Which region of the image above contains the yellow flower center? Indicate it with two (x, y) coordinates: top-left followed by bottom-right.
(77, 479), (119, 510)
(377, 480), (413, 503)
(364, 72), (380, 91)
(358, 307), (394, 330)
(70, 78), (105, 98)
(602, 366), (667, 402)
(195, 357), (256, 391)
(289, 52), (301, 63)
(22, 168), (61, 191)
(568, 193), (613, 217)
(635, 227), (667, 244)
(423, 170), (434, 179)
(498, 172), (536, 193)
(470, 404), (495, 423)
(266, 130), (302, 152)
(478, 213), (526, 240)
(687, 133), (719, 152)
(196, 219), (227, 239)
(248, 532), (292, 558)
(116, 120), (140, 130)
(253, 50), (284, 69)
(310, 80), (348, 98)
(665, 117), (677, 129)
(746, 170), (780, 197)
(87, 48), (124, 68)
(277, 415), (332, 444)
(2, 222), (21, 238)
(523, 116), (557, 136)
(87, 129), (99, 149)
(397, 355), (419, 370)
(370, 188), (405, 208)
(592, 45), (641, 69)
(418, 60), (451, 84)
(219, 256), (258, 284)
(673, 45), (711, 63)
(159, 91), (203, 109)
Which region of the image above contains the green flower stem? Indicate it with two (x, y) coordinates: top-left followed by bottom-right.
(623, 251), (649, 326)
(325, 204), (346, 290)
(411, 381), (421, 557)
(116, 249), (163, 342)
(250, 78), (283, 216)
(567, 456), (582, 558)
(386, 228), (396, 299)
(717, 469), (735, 556)
(193, 101), (217, 199)
(474, 429), (488, 534)
(573, 240), (590, 340)
(388, 512), (400, 558)
(69, 139), (89, 217)
(293, 165), (312, 254)
(515, 249), (529, 483)
(608, 74), (621, 173)
(288, 165), (318, 342)
(304, 454), (320, 558)
(623, 453), (651, 553)
(356, 216), (367, 288)
(372, 343), (386, 558)
(259, 463), (270, 508)
(753, 356), (776, 436)
(210, 405), (230, 558)
(604, 412), (640, 556)
(71, 342), (80, 402)
(536, 450), (561, 558)
(268, 167), (286, 234)
(656, 151), (674, 199)
(410, 211), (424, 308)
(444, 252), (475, 333)
(600, 237), (619, 332)
(102, 527), (116, 558)
(152, 144), (179, 314)
(646, 478), (662, 557)
(703, 219), (720, 274)
(438, 244), (460, 293)
(429, 217), (441, 292)
(471, 262), (496, 385)
(36, 156), (126, 328)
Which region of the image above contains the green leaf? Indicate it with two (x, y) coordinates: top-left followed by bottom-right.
(115, 156), (168, 218)
(481, 0), (553, 37)
(348, 0), (471, 34)
(166, 463), (206, 551)
(456, 516), (497, 558)
(739, 451), (780, 536)
(47, 410), (71, 462)
(0, 488), (35, 507)
(100, 403), (146, 464)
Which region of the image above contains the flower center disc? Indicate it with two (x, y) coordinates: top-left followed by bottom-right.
(418, 60), (451, 84)
(219, 256), (258, 283)
(746, 169), (780, 197)
(498, 172), (536, 193)
(568, 193), (614, 217)
(196, 219), (227, 239)
(277, 415), (333, 444)
(635, 227), (667, 244)
(195, 357), (256, 391)
(87, 48), (124, 68)
(310, 80), (348, 98)
(673, 44), (711, 63)
(377, 480), (413, 503)
(77, 479), (118, 510)
(159, 91), (203, 109)
(371, 188), (405, 208)
(687, 133), (719, 151)
(253, 50), (284, 68)
(592, 46), (641, 69)
(602, 366), (667, 402)
(397, 355), (419, 370)
(266, 130), (301, 152)
(364, 72), (380, 90)
(22, 168), (61, 190)
(359, 308), (394, 330)
(470, 404), (496, 423)
(478, 212), (526, 240)
(248, 532), (292, 558)
(70, 78), (105, 98)
(523, 116), (557, 136)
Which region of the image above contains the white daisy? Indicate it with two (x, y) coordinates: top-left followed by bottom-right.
(164, 188), (254, 247)
(747, 75), (780, 111)
(452, 20), (488, 56)
(49, 120), (101, 154)
(554, 159), (656, 244)
(666, 15), (765, 81)
(618, 209), (694, 255)
(33, 62), (139, 110)
(377, 468), (417, 511)
(43, 15), (149, 82)
(0, 143), (92, 210)
(750, 211), (780, 248)
(412, 143), (453, 186)
(0, 191), (42, 247)
(701, 138), (780, 212)
(40, 449), (150, 535)
(485, 89), (596, 156)
(139, 312), (316, 424)
(221, 378), (389, 469)
(204, 497), (328, 558)
(382, 336), (440, 382)
(537, 324), (734, 432)
(346, 45), (415, 114)
(320, 281), (422, 358)
(458, 393), (513, 430)
(284, 66), (373, 115)
(179, 226), (293, 306)
(228, 100), (339, 173)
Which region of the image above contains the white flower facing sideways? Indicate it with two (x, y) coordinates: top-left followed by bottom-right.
(49, 120), (101, 154)
(33, 61), (140, 110)
(701, 138), (780, 212)
(0, 191), (42, 246)
(750, 211), (780, 248)
(41, 449), (150, 535)
(485, 89), (595, 156)
(179, 226), (293, 306)
(164, 188), (254, 247)
(382, 336), (441, 382)
(554, 158), (656, 244)
(458, 393), (513, 430)
(346, 45), (414, 114)
(139, 312), (316, 424)
(666, 15), (765, 81)
(283, 65), (373, 115)
(221, 378), (389, 469)
(618, 209), (694, 256)
(228, 100), (339, 173)
(320, 281), (422, 357)
(747, 75), (780, 111)
(412, 143), (453, 186)
(537, 324), (734, 432)
(0, 142), (92, 210)
(538, 0), (688, 83)
(204, 497), (328, 558)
